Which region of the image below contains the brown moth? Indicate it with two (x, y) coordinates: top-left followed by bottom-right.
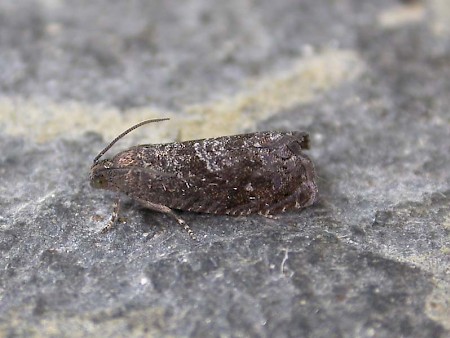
(90, 119), (318, 239)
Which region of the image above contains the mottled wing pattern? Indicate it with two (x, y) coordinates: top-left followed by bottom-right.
(112, 131), (317, 216)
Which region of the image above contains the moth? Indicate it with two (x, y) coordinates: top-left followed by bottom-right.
(90, 118), (318, 239)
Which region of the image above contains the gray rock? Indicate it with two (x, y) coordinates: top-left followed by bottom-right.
(0, 0), (448, 337)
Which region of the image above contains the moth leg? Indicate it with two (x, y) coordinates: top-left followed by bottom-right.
(101, 195), (121, 233)
(134, 197), (197, 240)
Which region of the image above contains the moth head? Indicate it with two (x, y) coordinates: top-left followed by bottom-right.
(90, 159), (114, 190)
(90, 118), (169, 191)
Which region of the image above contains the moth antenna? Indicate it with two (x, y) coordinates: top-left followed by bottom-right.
(93, 118), (170, 164)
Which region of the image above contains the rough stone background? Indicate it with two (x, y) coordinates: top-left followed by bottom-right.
(0, 0), (449, 337)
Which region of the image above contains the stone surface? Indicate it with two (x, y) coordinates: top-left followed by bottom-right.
(0, 0), (449, 337)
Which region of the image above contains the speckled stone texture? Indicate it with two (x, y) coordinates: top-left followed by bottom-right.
(0, 0), (449, 337)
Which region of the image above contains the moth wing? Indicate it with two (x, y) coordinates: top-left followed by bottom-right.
(252, 132), (310, 158)
(121, 131), (316, 216)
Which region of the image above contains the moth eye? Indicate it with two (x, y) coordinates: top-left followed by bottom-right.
(91, 175), (107, 189)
